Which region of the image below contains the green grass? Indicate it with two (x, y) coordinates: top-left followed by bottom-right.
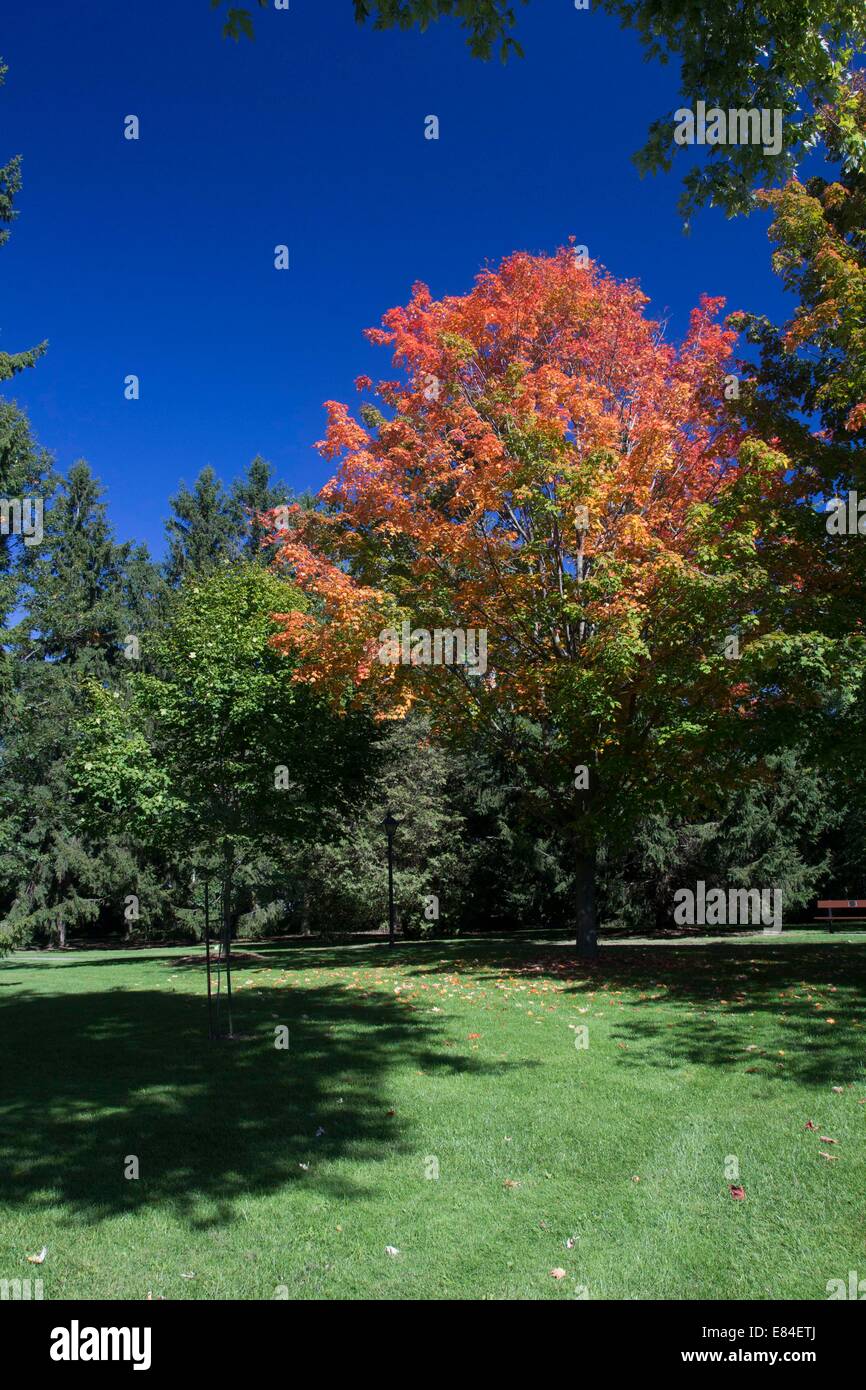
(1, 930), (864, 1300)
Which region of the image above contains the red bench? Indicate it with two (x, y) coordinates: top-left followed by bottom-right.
(817, 900), (866, 933)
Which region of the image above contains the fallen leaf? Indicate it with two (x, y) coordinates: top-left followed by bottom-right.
(729, 1186), (746, 1200)
(550, 1268), (567, 1279)
(819, 1136), (838, 1144)
(503, 1178), (521, 1189)
(26, 1247), (47, 1264)
(819, 1151), (838, 1161)
(804, 1120), (816, 1130)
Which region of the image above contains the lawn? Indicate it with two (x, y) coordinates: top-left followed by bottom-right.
(1, 930), (864, 1300)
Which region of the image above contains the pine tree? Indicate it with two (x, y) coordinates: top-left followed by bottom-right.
(0, 461), (167, 949)
(164, 466), (238, 585)
(230, 455), (290, 559)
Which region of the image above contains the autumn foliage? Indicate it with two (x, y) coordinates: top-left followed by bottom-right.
(267, 247), (801, 871)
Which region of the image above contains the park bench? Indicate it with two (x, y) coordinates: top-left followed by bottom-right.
(817, 899), (866, 933)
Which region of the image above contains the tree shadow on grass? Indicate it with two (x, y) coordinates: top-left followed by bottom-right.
(0, 971), (505, 1229)
(603, 944), (866, 1089)
(399, 938), (866, 1090)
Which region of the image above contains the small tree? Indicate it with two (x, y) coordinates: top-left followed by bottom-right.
(72, 564), (373, 1029)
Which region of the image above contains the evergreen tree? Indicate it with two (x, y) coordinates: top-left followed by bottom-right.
(20, 460), (130, 666)
(0, 461), (167, 949)
(599, 752), (835, 933)
(164, 466), (238, 585)
(229, 454), (290, 559)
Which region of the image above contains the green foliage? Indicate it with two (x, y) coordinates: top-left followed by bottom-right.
(212, 0), (527, 58)
(353, 0), (526, 60)
(735, 76), (866, 461)
(0, 403), (51, 644)
(230, 454), (290, 558)
(72, 564), (375, 868)
(611, 0), (866, 218)
(600, 752), (836, 931)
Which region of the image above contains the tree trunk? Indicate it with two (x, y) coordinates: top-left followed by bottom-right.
(56, 920), (67, 950)
(221, 841), (235, 1037)
(575, 851), (599, 959)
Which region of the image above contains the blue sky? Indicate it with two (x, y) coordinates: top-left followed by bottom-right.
(1, 0), (792, 560)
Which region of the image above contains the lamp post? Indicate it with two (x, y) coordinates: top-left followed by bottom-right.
(381, 811), (399, 948)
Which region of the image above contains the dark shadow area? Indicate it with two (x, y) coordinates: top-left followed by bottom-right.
(0, 968), (506, 1227)
(605, 944), (866, 1088)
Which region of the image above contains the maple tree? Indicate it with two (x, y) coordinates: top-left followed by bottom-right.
(267, 246), (818, 955)
(735, 77), (866, 468)
(732, 75), (866, 877)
